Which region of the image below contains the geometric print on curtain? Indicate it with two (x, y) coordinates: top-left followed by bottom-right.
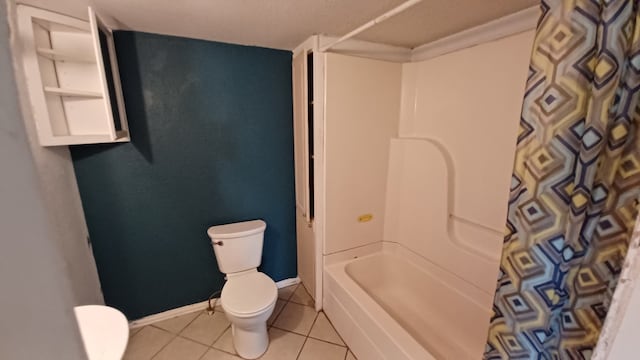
(484, 0), (640, 359)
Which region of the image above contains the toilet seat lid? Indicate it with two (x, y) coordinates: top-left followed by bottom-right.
(221, 272), (277, 316)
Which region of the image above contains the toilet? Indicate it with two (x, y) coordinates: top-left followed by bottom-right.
(207, 219), (277, 359)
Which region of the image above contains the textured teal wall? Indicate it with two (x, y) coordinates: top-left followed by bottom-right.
(70, 31), (296, 320)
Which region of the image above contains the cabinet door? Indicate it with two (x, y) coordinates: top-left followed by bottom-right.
(88, 7), (129, 141)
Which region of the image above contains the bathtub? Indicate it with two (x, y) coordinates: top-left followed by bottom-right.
(324, 242), (493, 360)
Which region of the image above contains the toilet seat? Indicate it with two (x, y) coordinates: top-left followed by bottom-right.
(221, 272), (277, 318)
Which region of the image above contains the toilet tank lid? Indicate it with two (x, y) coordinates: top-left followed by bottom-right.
(207, 219), (266, 239)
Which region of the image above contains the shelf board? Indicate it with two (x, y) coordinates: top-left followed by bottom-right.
(43, 86), (103, 98)
(41, 131), (130, 147)
(37, 47), (95, 63)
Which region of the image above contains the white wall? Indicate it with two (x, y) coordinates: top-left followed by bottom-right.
(382, 30), (535, 295)
(1, 1), (87, 357)
(324, 53), (401, 255)
(9, 0), (103, 305)
(400, 30), (534, 234)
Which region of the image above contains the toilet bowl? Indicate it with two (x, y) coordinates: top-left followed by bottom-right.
(208, 220), (277, 359)
(221, 271), (277, 358)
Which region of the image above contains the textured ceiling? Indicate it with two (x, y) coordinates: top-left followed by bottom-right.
(358, 0), (538, 48)
(17, 0), (539, 50)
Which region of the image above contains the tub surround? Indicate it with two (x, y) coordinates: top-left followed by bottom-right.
(324, 53), (401, 255)
(399, 30), (534, 233)
(319, 28), (536, 359)
(71, 31), (295, 320)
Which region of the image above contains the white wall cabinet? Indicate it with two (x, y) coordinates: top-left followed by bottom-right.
(17, 5), (129, 146)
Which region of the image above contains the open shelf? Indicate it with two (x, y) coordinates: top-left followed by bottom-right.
(43, 86), (103, 98)
(44, 131), (130, 146)
(36, 47), (95, 63)
(17, 5), (130, 146)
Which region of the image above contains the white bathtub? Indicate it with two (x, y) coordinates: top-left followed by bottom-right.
(324, 242), (493, 360)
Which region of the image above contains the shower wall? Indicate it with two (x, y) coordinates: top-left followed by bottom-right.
(399, 30), (534, 234)
(384, 30), (536, 293)
(324, 53), (401, 255)
(322, 30), (535, 268)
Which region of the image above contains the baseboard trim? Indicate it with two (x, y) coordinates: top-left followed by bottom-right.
(129, 276), (301, 329)
(274, 276), (301, 289)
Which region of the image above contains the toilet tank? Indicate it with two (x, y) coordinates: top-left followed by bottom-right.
(207, 220), (267, 274)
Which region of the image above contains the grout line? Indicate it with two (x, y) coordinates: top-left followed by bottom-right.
(288, 284), (315, 307)
(175, 323), (230, 349)
(174, 335), (213, 351)
(197, 330), (237, 360)
(149, 331), (180, 360)
(295, 311), (320, 360)
(317, 311), (348, 346)
(279, 283), (299, 302)
(206, 325), (238, 356)
(296, 336), (310, 360)
(149, 310), (203, 335)
(306, 311), (320, 337)
(196, 348), (210, 360)
(210, 324), (232, 346)
(306, 335), (347, 348)
(160, 311), (232, 350)
(208, 345), (237, 358)
(269, 298), (288, 328)
(140, 289), (333, 360)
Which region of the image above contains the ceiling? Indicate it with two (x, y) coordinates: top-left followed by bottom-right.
(17, 0), (538, 50)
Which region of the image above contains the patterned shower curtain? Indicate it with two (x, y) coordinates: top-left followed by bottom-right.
(484, 0), (640, 358)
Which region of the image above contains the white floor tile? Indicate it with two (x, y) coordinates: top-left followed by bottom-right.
(259, 328), (306, 360)
(179, 311), (230, 346)
(346, 349), (357, 360)
(289, 285), (314, 306)
(298, 338), (347, 360)
(200, 348), (243, 360)
(273, 302), (318, 335)
(212, 327), (236, 355)
(309, 312), (344, 345)
(278, 284), (298, 300)
(268, 299), (286, 326)
(152, 311), (200, 334)
(123, 326), (174, 360)
(129, 326), (143, 337)
(152, 336), (208, 360)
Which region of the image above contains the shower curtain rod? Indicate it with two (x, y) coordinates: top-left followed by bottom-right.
(320, 0), (425, 52)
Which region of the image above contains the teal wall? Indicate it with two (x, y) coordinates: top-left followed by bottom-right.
(70, 31), (296, 320)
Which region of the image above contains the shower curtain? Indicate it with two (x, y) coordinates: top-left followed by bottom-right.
(484, 1), (640, 358)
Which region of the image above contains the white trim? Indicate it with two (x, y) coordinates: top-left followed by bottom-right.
(292, 36), (316, 58)
(312, 37), (325, 311)
(411, 6), (539, 62)
(128, 277), (301, 329)
(315, 6), (538, 64)
(275, 276), (301, 289)
(319, 35), (411, 63)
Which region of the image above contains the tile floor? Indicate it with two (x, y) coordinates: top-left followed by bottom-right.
(124, 284), (357, 360)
